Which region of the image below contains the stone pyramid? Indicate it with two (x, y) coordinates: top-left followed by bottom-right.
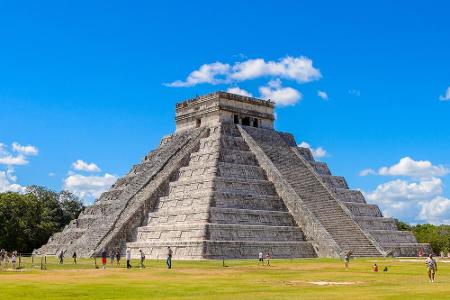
(38, 92), (429, 258)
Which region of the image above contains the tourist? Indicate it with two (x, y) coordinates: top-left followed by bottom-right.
(258, 251), (264, 265)
(110, 250), (115, 266)
(372, 263), (378, 272)
(126, 249), (132, 269)
(425, 254), (438, 283)
(116, 249), (121, 267)
(72, 252), (77, 264)
(11, 251), (17, 270)
(265, 252), (271, 266)
(167, 246), (173, 269)
(58, 250), (64, 264)
(101, 249), (107, 269)
(139, 249), (145, 268)
(418, 248), (424, 257)
(344, 252), (351, 269)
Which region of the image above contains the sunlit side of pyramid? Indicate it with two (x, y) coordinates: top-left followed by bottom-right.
(38, 92), (429, 258)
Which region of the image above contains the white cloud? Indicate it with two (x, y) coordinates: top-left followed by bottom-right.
(378, 157), (448, 178)
(359, 168), (376, 176)
(63, 173), (117, 203)
(439, 86), (450, 101)
(298, 141), (327, 159)
(259, 79), (302, 106)
(418, 196), (450, 224)
(363, 177), (450, 224)
(72, 159), (101, 172)
(165, 62), (231, 87)
(226, 87), (253, 97)
(317, 90), (328, 100)
(165, 55), (321, 87)
(48, 172), (55, 177)
(12, 142), (38, 156)
(348, 89), (361, 96)
(0, 168), (26, 193)
(0, 154), (28, 166)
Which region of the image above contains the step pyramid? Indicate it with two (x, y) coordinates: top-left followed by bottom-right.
(38, 91), (429, 258)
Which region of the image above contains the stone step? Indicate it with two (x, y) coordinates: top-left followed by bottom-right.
(333, 188), (366, 203)
(178, 161), (268, 182)
(136, 223), (305, 242)
(368, 230), (418, 245)
(343, 202), (383, 217)
(310, 161), (331, 175)
(199, 135), (249, 151)
(353, 216), (397, 230)
(320, 175), (349, 189)
(126, 240), (317, 259)
(146, 207), (296, 227)
(190, 148), (259, 166)
(158, 192), (287, 211)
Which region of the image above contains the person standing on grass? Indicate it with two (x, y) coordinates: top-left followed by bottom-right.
(139, 249), (145, 268)
(126, 249), (132, 269)
(11, 251), (17, 270)
(72, 252), (77, 264)
(167, 246), (173, 269)
(344, 252), (351, 269)
(101, 249), (107, 269)
(110, 250), (115, 266)
(116, 249), (121, 267)
(258, 251), (264, 265)
(265, 252), (271, 266)
(58, 250), (64, 264)
(425, 254), (438, 283)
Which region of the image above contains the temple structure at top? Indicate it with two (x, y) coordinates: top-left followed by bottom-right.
(38, 91), (429, 259)
(175, 91), (275, 132)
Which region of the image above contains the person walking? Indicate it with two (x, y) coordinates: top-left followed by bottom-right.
(166, 246), (173, 269)
(126, 249), (132, 269)
(139, 249), (145, 268)
(72, 252), (77, 264)
(344, 252), (351, 269)
(58, 250), (64, 264)
(101, 249), (107, 269)
(115, 249), (121, 267)
(425, 254), (438, 283)
(258, 251), (264, 265)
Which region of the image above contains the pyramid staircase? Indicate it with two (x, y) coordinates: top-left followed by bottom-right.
(127, 124), (316, 259)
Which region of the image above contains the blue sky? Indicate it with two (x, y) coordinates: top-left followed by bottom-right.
(1, 0), (449, 224)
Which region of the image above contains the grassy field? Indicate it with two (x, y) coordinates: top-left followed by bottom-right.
(1, 257), (449, 299)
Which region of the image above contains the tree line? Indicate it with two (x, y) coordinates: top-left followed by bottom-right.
(0, 186), (84, 253)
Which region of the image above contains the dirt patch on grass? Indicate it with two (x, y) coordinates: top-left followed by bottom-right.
(308, 281), (360, 286)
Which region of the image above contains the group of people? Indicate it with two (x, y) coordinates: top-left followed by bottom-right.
(0, 249), (18, 269)
(98, 246), (173, 270)
(258, 251), (271, 266)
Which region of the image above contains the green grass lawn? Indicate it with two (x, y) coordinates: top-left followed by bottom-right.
(1, 257), (449, 299)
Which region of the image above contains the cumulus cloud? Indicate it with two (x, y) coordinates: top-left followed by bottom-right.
(63, 173), (117, 203)
(165, 55), (321, 87)
(439, 86), (450, 101)
(317, 90), (328, 100)
(418, 196), (450, 224)
(12, 142), (38, 156)
(259, 79), (302, 106)
(359, 168), (376, 176)
(363, 177), (448, 223)
(378, 157), (448, 178)
(0, 168), (26, 193)
(166, 62), (230, 87)
(226, 87), (253, 97)
(0, 142), (38, 166)
(72, 159), (101, 172)
(298, 141), (327, 159)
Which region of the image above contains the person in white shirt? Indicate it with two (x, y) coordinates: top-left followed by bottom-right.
(258, 251), (264, 265)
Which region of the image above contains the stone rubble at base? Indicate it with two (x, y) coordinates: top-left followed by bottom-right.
(37, 91), (430, 259)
